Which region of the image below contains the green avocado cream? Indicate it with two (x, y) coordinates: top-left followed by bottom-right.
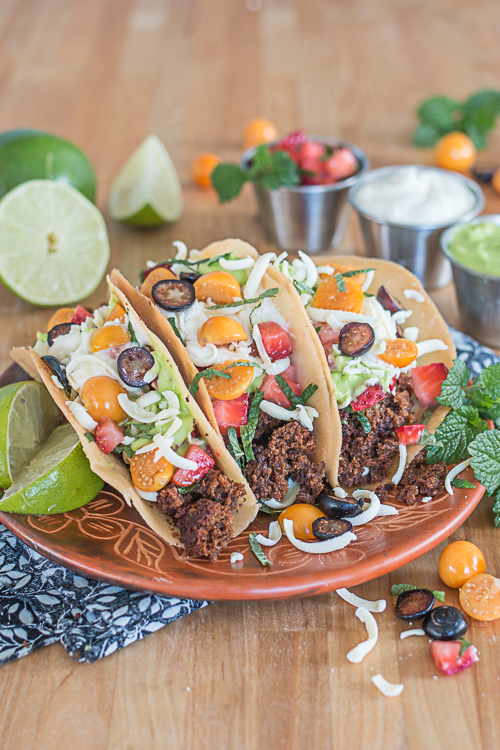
(152, 342), (194, 448)
(448, 221), (500, 277)
(330, 355), (394, 404)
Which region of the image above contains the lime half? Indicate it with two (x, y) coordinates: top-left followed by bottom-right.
(0, 180), (110, 306)
(0, 423), (104, 514)
(0, 129), (96, 202)
(0, 381), (60, 489)
(108, 135), (183, 227)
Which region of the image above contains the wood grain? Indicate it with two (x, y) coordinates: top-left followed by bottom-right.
(0, 1), (499, 748)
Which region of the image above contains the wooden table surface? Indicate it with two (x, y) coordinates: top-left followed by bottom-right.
(0, 1), (500, 748)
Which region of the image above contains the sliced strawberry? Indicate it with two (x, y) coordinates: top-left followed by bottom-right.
(430, 640), (479, 676)
(171, 445), (215, 487)
(299, 141), (326, 161)
(323, 147), (358, 181)
(395, 423), (425, 445)
(350, 383), (387, 412)
(94, 417), (125, 455)
(71, 305), (92, 325)
(258, 322), (292, 360)
(411, 363), (449, 408)
(260, 365), (302, 408)
(212, 393), (249, 436)
(276, 130), (308, 154)
(317, 324), (339, 353)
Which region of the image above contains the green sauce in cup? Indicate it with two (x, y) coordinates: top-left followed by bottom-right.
(448, 221), (500, 277)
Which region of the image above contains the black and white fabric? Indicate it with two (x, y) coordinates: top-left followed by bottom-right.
(0, 328), (497, 665)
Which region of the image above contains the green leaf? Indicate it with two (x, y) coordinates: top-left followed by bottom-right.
(391, 583), (445, 602)
(211, 163), (248, 203)
(293, 279), (315, 296)
(334, 273), (346, 293)
(120, 444), (134, 459)
(275, 374), (302, 408)
(249, 531), (272, 566)
(463, 122), (488, 150)
(256, 497), (281, 514)
(436, 358), (469, 408)
(468, 429), (500, 495)
(412, 122), (443, 148)
(299, 383), (319, 405)
(417, 96), (461, 129)
(178, 481), (200, 494)
(462, 89), (500, 126)
(167, 316), (183, 341)
(248, 146), (300, 191)
(494, 489), (500, 527)
(426, 406), (488, 465)
(240, 391), (264, 462)
(356, 412), (372, 434)
(84, 432), (96, 442)
(451, 478), (476, 489)
(207, 287), (278, 310)
(227, 426), (244, 471)
(459, 637), (472, 658)
(333, 268), (374, 293)
(128, 322), (138, 344)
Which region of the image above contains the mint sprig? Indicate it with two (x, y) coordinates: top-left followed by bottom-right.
(167, 316), (183, 341)
(426, 406), (488, 465)
(293, 279), (315, 296)
(207, 287), (278, 310)
(227, 426), (244, 471)
(459, 637), (472, 658)
(275, 375), (318, 409)
(451, 478), (476, 489)
(249, 532), (272, 566)
(240, 391), (264, 462)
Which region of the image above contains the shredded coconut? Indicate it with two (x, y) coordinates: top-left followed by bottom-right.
(400, 629), (425, 639)
(230, 552), (244, 563)
(349, 490), (381, 526)
(255, 520), (282, 546)
(392, 443), (407, 485)
(416, 339), (448, 358)
(371, 674), (404, 697)
(336, 588), (386, 613)
(346, 607), (378, 663)
(421, 496), (432, 503)
(445, 459), (471, 495)
(283, 518), (356, 554)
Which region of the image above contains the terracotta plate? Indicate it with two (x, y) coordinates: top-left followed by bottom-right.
(0, 364), (485, 601)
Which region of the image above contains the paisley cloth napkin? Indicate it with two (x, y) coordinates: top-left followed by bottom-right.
(0, 329), (497, 664)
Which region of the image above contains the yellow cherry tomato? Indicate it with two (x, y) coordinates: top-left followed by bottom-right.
(492, 168), (500, 194)
(81, 376), (127, 423)
(47, 307), (76, 331)
(194, 272), (241, 305)
(278, 504), (326, 541)
(378, 339), (418, 368)
(313, 276), (364, 313)
(192, 153), (221, 188)
(438, 541), (486, 588)
(434, 132), (476, 173)
(140, 267), (176, 299)
(198, 316), (248, 346)
(460, 573), (500, 621)
(105, 304), (126, 323)
(89, 325), (131, 352)
(242, 118), (279, 150)
(203, 361), (254, 401)
(130, 450), (174, 492)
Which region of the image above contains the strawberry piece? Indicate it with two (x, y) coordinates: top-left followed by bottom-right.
(411, 363), (449, 408)
(212, 393), (249, 436)
(394, 424), (425, 445)
(277, 130), (308, 153)
(323, 147), (358, 181)
(317, 324), (339, 353)
(350, 383), (387, 412)
(260, 365), (301, 408)
(171, 445), (215, 487)
(71, 305), (92, 325)
(430, 640), (479, 676)
(258, 322), (292, 360)
(94, 417), (125, 455)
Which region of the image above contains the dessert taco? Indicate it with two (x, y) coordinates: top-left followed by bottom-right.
(11, 281), (257, 560)
(111, 239), (341, 511)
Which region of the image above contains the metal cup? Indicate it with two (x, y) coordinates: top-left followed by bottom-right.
(349, 166), (484, 290)
(441, 215), (500, 348)
(241, 137), (370, 254)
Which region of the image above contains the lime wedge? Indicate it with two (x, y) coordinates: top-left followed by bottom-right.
(0, 129), (96, 202)
(0, 180), (110, 306)
(0, 381), (60, 489)
(0, 423), (104, 514)
(108, 135), (183, 227)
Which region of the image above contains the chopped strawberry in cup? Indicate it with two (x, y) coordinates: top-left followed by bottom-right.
(412, 363), (449, 408)
(271, 132), (358, 186)
(171, 445), (215, 487)
(395, 424), (425, 445)
(212, 393), (249, 436)
(430, 640), (479, 676)
(323, 148), (358, 181)
(350, 384), (387, 412)
(260, 365), (302, 408)
(94, 417), (125, 454)
(258, 322), (292, 359)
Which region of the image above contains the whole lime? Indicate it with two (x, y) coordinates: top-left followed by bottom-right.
(0, 129), (96, 202)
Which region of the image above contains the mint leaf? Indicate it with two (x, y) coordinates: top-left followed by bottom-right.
(257, 497), (281, 514)
(299, 383), (318, 405)
(275, 374), (301, 408)
(211, 164), (248, 202)
(493, 488), (500, 528)
(451, 478), (476, 489)
(249, 532), (272, 566)
(293, 279), (315, 296)
(462, 89), (500, 133)
(412, 122), (443, 148)
(356, 412), (372, 434)
(240, 391), (264, 462)
(167, 316), (183, 341)
(128, 322), (138, 344)
(227, 426), (244, 471)
(207, 287), (278, 310)
(334, 273), (346, 293)
(437, 359), (469, 408)
(391, 583), (445, 602)
(468, 429), (500, 496)
(459, 637), (472, 658)
(417, 96), (461, 130)
(248, 146), (300, 191)
(426, 406), (488, 465)
(178, 481), (200, 494)
(84, 432), (96, 442)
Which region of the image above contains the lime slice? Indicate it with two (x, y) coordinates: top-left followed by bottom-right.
(0, 381), (60, 489)
(0, 129), (96, 202)
(108, 135), (183, 227)
(0, 423), (104, 514)
(0, 180), (110, 306)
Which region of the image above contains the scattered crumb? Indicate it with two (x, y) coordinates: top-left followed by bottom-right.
(230, 552), (244, 564)
(433, 676), (438, 680)
(186, 687), (191, 692)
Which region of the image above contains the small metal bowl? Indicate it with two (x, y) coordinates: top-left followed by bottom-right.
(241, 136), (370, 254)
(441, 215), (500, 348)
(349, 165), (484, 289)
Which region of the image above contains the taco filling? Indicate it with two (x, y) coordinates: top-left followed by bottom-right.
(33, 291), (248, 559)
(134, 242), (328, 508)
(269, 253), (452, 504)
